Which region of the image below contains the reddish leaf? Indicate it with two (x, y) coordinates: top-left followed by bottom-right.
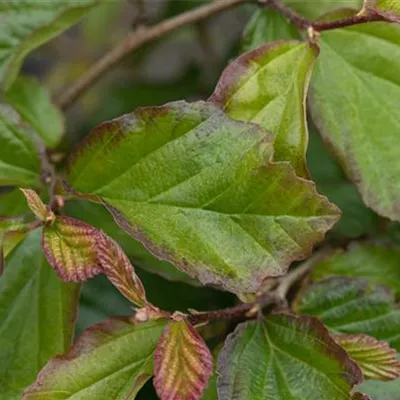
(154, 319), (213, 400)
(335, 334), (400, 381)
(42, 215), (150, 308)
(42, 216), (102, 281)
(96, 234), (147, 307)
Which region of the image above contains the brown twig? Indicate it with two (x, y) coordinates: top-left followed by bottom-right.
(188, 249), (329, 325)
(56, 0), (249, 110)
(261, 0), (394, 31)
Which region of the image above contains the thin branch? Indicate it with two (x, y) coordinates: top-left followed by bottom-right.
(260, 0), (395, 32)
(187, 292), (281, 325)
(56, 0), (249, 110)
(188, 248), (330, 325)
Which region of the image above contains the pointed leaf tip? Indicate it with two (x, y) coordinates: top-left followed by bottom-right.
(21, 189), (54, 223)
(96, 234), (148, 307)
(154, 319), (213, 400)
(335, 334), (400, 381)
(41, 215), (150, 308)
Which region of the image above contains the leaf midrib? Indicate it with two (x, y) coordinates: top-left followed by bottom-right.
(104, 198), (334, 220)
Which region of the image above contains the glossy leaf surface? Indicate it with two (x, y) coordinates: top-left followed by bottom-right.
(310, 20), (400, 220)
(0, 230), (79, 399)
(5, 76), (64, 148)
(311, 244), (400, 296)
(296, 278), (400, 351)
(154, 319), (213, 400)
(23, 319), (167, 400)
(217, 314), (362, 400)
(67, 101), (338, 294)
(0, 105), (41, 187)
(210, 42), (317, 177)
(0, 0), (101, 90)
(334, 334), (400, 381)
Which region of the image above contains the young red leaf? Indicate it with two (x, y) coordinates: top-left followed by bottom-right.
(42, 216), (102, 281)
(154, 318), (213, 400)
(42, 215), (150, 308)
(335, 334), (400, 381)
(96, 234), (148, 307)
(21, 189), (55, 223)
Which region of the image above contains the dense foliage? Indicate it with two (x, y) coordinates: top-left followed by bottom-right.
(1, 0), (400, 399)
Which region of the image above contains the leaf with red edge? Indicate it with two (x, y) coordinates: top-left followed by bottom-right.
(334, 334), (400, 381)
(42, 216), (103, 281)
(154, 318), (213, 400)
(66, 100), (339, 295)
(21, 189), (54, 222)
(217, 314), (362, 400)
(96, 234), (147, 307)
(42, 215), (150, 308)
(210, 41), (318, 177)
(23, 318), (168, 400)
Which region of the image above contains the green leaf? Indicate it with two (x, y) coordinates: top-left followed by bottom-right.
(217, 314), (362, 400)
(309, 19), (400, 220)
(5, 76), (65, 148)
(0, 189), (30, 216)
(154, 319), (213, 400)
(311, 244), (400, 296)
(23, 318), (168, 400)
(283, 0), (362, 19)
(64, 200), (196, 285)
(296, 277), (400, 351)
(307, 128), (380, 238)
(357, 375), (400, 400)
(241, 9), (299, 52)
(67, 100), (339, 295)
(0, 105), (41, 187)
(334, 334), (400, 381)
(210, 42), (318, 177)
(0, 229), (79, 399)
(0, 215), (33, 258)
(0, 0), (101, 90)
